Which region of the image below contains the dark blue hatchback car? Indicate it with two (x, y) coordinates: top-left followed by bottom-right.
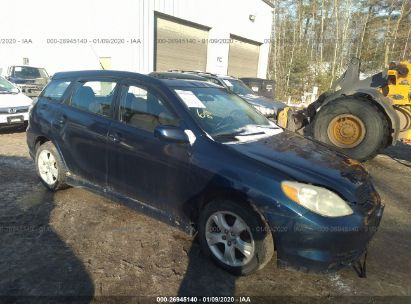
(27, 70), (384, 275)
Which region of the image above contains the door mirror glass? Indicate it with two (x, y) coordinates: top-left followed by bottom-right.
(154, 125), (189, 144)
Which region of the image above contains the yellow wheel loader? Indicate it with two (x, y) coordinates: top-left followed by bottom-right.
(277, 58), (411, 161)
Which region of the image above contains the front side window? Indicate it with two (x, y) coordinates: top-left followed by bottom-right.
(119, 85), (179, 132)
(70, 81), (117, 117)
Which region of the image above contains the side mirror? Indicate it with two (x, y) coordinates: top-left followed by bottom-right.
(154, 125), (189, 144)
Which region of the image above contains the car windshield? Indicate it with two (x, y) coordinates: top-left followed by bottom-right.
(173, 87), (276, 139)
(0, 77), (16, 93)
(224, 79), (255, 96)
(12, 66), (49, 79)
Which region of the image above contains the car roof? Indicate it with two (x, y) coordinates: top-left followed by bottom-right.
(167, 70), (238, 81)
(52, 70), (220, 89)
(213, 74), (237, 80)
(190, 73), (237, 81)
(52, 70), (150, 80)
(149, 72), (209, 81)
(159, 79), (221, 88)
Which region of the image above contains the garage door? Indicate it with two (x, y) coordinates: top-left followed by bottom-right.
(228, 36), (260, 77)
(155, 16), (209, 71)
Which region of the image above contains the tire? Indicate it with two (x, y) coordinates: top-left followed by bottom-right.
(198, 199), (274, 275)
(35, 141), (68, 191)
(312, 97), (389, 161)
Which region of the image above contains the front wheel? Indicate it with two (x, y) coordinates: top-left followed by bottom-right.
(35, 141), (67, 191)
(198, 200), (274, 275)
(312, 97), (389, 161)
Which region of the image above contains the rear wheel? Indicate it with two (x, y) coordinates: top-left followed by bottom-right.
(35, 142), (67, 191)
(198, 199), (274, 275)
(313, 97), (389, 161)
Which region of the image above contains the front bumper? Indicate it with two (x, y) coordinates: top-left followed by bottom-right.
(265, 203), (384, 273)
(0, 112), (29, 125)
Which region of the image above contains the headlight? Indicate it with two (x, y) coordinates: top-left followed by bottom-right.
(281, 181), (353, 217)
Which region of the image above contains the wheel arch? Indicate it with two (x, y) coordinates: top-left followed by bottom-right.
(34, 135), (50, 150)
(34, 136), (69, 170)
(188, 187), (276, 249)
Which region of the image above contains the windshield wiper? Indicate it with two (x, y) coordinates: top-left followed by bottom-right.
(213, 131), (265, 141)
(256, 124), (280, 129)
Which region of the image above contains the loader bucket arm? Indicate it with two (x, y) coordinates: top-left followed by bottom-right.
(331, 57), (361, 91)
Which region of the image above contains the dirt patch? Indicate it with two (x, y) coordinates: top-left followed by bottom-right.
(1, 130), (410, 299)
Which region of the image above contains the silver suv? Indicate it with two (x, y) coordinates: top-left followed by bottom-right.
(1, 65), (50, 98)
(165, 70), (285, 118)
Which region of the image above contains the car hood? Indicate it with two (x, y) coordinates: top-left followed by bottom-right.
(240, 94), (286, 111)
(225, 130), (369, 202)
(0, 92), (33, 108)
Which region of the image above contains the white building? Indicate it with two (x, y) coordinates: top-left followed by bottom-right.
(0, 0), (273, 78)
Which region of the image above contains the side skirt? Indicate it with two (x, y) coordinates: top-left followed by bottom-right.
(65, 175), (196, 236)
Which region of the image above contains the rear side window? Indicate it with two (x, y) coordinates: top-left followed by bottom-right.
(42, 80), (71, 102)
(70, 81), (117, 117)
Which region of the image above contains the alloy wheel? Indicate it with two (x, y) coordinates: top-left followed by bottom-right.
(38, 149), (58, 186)
(205, 211), (255, 267)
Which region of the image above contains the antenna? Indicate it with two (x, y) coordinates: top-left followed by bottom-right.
(89, 45), (105, 70)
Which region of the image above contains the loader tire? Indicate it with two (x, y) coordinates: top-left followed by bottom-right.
(312, 97), (389, 161)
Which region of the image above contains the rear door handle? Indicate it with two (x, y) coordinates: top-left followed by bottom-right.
(52, 115), (66, 129)
(108, 133), (121, 144)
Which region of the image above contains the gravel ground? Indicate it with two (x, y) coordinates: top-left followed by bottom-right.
(0, 129), (410, 302)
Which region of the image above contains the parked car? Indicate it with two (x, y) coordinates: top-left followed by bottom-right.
(240, 77), (275, 99)
(155, 71), (285, 118)
(149, 71), (209, 82)
(1, 65), (50, 98)
(0, 76), (33, 127)
(27, 70), (384, 275)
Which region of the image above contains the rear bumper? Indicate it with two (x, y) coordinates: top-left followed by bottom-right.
(265, 203), (384, 273)
(26, 127), (38, 160)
